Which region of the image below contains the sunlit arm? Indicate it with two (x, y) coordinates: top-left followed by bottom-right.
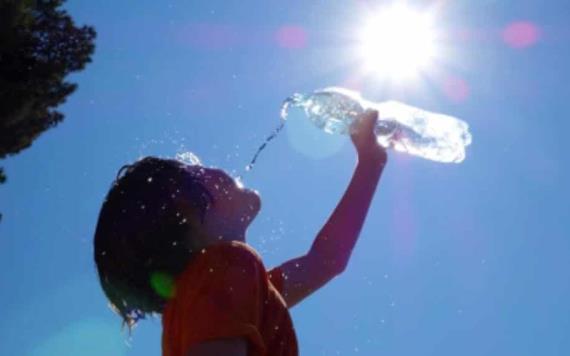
(276, 151), (387, 308)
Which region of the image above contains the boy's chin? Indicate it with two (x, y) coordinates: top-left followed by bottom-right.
(251, 191), (262, 214)
(241, 208), (259, 227)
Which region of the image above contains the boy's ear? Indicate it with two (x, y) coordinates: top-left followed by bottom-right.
(176, 201), (205, 227)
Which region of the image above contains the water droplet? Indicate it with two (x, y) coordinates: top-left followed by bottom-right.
(235, 176), (244, 189)
(147, 177), (153, 183)
(175, 151), (201, 165)
(209, 268), (214, 273)
(201, 248), (206, 254)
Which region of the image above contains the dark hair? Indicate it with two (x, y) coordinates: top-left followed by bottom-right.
(93, 156), (213, 328)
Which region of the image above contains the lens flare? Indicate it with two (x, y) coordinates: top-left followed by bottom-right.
(502, 21), (541, 49)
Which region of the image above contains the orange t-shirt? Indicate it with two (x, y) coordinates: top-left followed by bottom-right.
(162, 241), (298, 356)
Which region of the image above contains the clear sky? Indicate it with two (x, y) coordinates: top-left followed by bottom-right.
(1, 0), (569, 355)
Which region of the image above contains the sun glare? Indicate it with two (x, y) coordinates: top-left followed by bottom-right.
(357, 4), (438, 81)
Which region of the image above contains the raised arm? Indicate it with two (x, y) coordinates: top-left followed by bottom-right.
(274, 110), (387, 308)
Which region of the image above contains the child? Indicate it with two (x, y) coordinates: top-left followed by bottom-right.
(94, 110), (387, 355)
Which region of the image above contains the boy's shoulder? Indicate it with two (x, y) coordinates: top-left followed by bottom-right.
(196, 241), (267, 275)
(205, 240), (262, 259)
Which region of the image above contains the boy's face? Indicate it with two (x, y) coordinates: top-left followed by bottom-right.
(184, 165), (261, 243)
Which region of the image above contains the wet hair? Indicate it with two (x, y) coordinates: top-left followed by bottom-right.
(93, 156), (213, 328)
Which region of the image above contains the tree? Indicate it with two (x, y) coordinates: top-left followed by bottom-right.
(0, 0), (96, 187)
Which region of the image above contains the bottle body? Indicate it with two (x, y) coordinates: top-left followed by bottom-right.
(281, 87), (472, 163)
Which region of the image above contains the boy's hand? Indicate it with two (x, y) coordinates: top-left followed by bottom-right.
(350, 109), (387, 163)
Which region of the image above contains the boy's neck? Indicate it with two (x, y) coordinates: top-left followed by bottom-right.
(195, 229), (246, 248)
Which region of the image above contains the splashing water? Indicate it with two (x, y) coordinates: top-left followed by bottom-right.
(244, 122), (285, 173)
(240, 94), (305, 175)
(175, 151), (201, 165)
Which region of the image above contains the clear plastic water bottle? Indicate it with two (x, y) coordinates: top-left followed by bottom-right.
(281, 87), (472, 163)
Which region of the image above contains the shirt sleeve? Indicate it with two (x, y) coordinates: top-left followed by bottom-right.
(162, 243), (268, 356)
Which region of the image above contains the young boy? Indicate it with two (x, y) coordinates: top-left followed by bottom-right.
(94, 110), (387, 355)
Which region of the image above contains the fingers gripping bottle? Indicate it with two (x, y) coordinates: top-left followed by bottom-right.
(280, 87), (472, 163)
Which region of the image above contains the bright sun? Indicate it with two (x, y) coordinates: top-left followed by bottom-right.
(357, 4), (438, 81)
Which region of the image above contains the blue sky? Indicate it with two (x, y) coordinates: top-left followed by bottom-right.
(1, 0), (569, 355)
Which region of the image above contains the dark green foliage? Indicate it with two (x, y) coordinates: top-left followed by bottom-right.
(0, 0), (96, 185)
